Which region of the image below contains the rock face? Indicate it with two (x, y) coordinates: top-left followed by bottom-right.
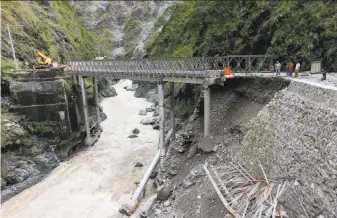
(134, 82), (157, 100)
(100, 86), (117, 98)
(99, 78), (117, 98)
(1, 113), (60, 202)
(1, 70), (106, 202)
(72, 1), (176, 58)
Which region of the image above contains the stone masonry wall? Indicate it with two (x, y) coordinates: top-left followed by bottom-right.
(233, 81), (337, 217)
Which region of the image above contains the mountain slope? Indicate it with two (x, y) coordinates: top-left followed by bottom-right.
(148, 1), (337, 71)
(73, 1), (176, 58)
(1, 1), (96, 65)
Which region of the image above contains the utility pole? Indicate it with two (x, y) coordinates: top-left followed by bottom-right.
(7, 24), (19, 71)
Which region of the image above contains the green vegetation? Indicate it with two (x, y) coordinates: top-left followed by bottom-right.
(84, 78), (94, 100)
(143, 4), (177, 52)
(25, 122), (58, 137)
(1, 1), (96, 65)
(148, 1), (337, 70)
(1, 59), (22, 81)
(124, 19), (143, 57)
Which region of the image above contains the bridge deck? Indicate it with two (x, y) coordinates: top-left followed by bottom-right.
(66, 55), (272, 84)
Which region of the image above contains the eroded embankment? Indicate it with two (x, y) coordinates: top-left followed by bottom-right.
(149, 77), (337, 218)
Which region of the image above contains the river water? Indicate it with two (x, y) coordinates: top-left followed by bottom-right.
(1, 80), (159, 218)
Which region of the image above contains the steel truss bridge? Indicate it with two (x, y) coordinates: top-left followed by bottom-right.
(67, 55), (273, 84)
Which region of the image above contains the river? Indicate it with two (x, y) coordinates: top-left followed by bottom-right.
(1, 80), (159, 218)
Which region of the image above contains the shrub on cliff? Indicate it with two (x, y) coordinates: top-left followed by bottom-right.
(148, 1), (337, 71)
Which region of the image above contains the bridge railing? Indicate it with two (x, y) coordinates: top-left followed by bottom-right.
(67, 55), (272, 77)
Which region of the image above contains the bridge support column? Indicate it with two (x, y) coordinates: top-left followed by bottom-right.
(158, 82), (165, 171)
(72, 75), (78, 85)
(79, 76), (93, 146)
(204, 86), (211, 136)
(93, 77), (102, 131)
(170, 82), (175, 140)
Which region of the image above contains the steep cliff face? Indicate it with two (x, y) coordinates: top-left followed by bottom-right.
(72, 1), (176, 58)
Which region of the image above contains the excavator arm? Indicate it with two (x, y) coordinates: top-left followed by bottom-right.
(35, 50), (52, 65)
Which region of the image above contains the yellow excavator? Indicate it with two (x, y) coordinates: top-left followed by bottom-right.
(34, 49), (52, 68)
(31, 49), (66, 72)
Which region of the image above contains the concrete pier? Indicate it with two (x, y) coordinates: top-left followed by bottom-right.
(158, 82), (165, 170)
(93, 77), (102, 131)
(170, 82), (175, 140)
(79, 76), (93, 146)
(204, 86), (211, 136)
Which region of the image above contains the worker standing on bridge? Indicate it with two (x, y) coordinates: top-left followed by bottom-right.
(275, 61), (281, 76)
(287, 61), (294, 77)
(295, 62), (300, 78)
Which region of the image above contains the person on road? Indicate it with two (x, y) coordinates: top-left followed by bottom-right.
(287, 61), (294, 77)
(321, 71), (327, 81)
(275, 61), (281, 76)
(295, 62), (300, 77)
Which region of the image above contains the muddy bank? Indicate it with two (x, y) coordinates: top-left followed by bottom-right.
(148, 77), (336, 218)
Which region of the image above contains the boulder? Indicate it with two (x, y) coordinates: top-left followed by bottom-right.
(152, 109), (159, 117)
(150, 171), (158, 179)
(157, 186), (171, 200)
(182, 165), (205, 188)
(168, 169), (178, 176)
(140, 117), (158, 125)
(163, 200), (171, 207)
(134, 162), (143, 167)
(128, 134), (138, 138)
(138, 109), (147, 116)
(152, 120), (159, 130)
(145, 107), (155, 112)
(134, 82), (156, 98)
(100, 86), (117, 97)
(132, 128), (140, 134)
(100, 112), (107, 121)
(124, 86), (135, 91)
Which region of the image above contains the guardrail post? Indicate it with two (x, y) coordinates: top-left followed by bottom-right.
(79, 76), (93, 146)
(204, 85), (211, 136)
(170, 82), (175, 140)
(93, 76), (102, 131)
(158, 82), (165, 171)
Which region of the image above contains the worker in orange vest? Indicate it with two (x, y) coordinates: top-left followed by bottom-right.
(287, 61), (294, 77)
(224, 66), (231, 75)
